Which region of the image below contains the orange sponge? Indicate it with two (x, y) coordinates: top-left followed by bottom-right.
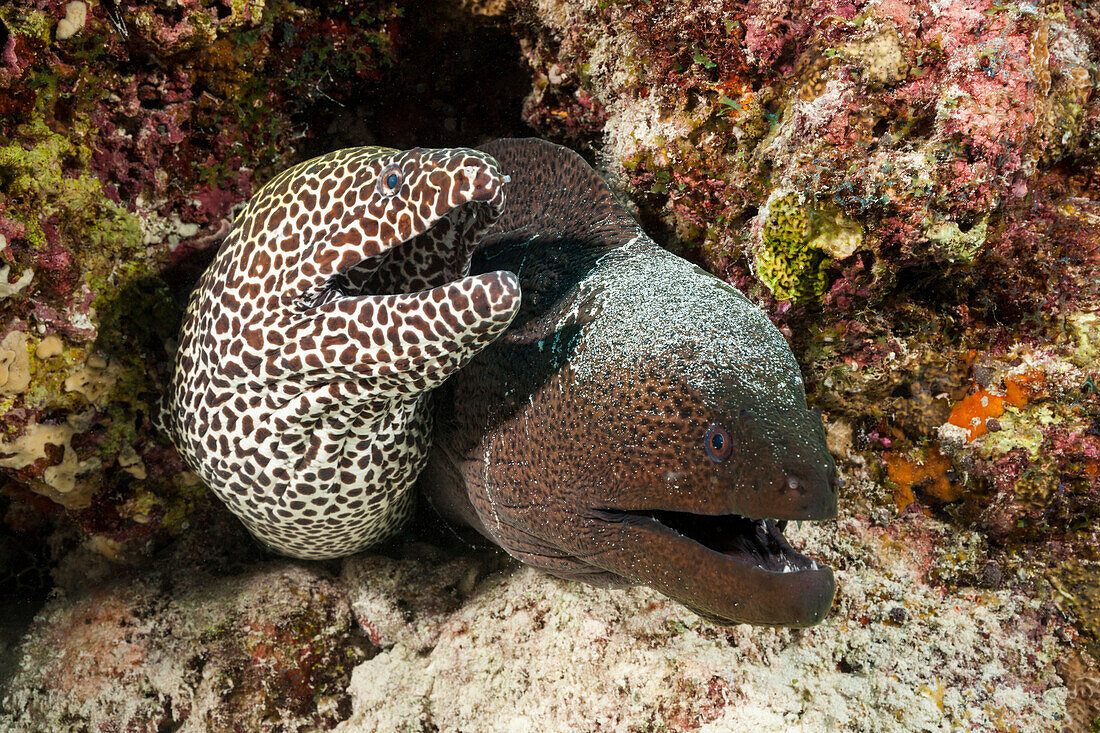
(948, 389), (1005, 440)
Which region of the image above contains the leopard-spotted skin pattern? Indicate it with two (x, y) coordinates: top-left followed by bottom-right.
(161, 146), (521, 559)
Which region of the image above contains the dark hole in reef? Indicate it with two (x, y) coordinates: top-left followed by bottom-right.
(0, 486), (60, 690)
(137, 83), (162, 110)
(895, 268), (956, 303)
(837, 657), (862, 674)
(684, 88), (703, 114)
(757, 159), (775, 186)
(871, 117), (890, 139)
(907, 111), (936, 140)
(957, 215), (976, 233)
(159, 4), (187, 27)
(297, 0), (534, 155)
(52, 94), (79, 127)
(763, 95), (785, 120)
(214, 0), (233, 20)
(770, 21), (799, 73)
(93, 275), (183, 366)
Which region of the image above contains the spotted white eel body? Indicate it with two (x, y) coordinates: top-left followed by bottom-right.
(161, 146), (520, 558)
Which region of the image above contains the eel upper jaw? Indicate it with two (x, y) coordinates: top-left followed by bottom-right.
(314, 156), (507, 302)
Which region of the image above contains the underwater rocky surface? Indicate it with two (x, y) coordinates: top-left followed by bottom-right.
(336, 521), (1072, 732)
(1, 0), (1098, 729)
(0, 516), (1080, 730)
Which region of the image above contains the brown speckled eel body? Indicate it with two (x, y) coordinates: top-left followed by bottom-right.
(424, 138), (839, 627)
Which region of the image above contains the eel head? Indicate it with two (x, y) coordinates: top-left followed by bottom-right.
(456, 249), (839, 627)
(221, 146), (508, 313)
(197, 146), (514, 391)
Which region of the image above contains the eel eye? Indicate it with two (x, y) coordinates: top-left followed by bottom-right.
(704, 424), (733, 463)
(378, 166), (402, 196)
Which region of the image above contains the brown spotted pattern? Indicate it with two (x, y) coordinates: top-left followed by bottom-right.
(162, 146), (521, 559)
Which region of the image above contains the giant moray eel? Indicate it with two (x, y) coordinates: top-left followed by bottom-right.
(161, 139), (838, 626)
(162, 146), (520, 559)
(423, 138), (839, 627)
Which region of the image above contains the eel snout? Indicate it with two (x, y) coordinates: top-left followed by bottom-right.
(461, 163), (504, 203)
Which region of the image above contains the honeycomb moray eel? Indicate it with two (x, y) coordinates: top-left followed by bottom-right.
(423, 138), (840, 627)
(162, 146), (520, 559)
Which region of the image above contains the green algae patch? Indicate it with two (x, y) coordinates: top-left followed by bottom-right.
(922, 216), (988, 264)
(22, 338), (88, 412)
(754, 193), (864, 302)
(0, 117), (143, 274)
(1052, 561), (1100, 659)
(0, 7), (52, 42)
(971, 404), (1056, 462)
(0, 116), (156, 415)
(1066, 312), (1099, 369)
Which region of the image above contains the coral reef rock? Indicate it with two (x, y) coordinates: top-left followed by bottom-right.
(513, 0), (1099, 309)
(0, 559), (367, 731)
(337, 518), (1070, 732)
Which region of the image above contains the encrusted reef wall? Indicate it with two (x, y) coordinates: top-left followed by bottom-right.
(0, 0), (408, 568)
(0, 0), (528, 568)
(2, 0), (1099, 730)
(513, 0), (1100, 721)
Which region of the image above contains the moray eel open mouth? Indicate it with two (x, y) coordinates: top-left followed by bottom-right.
(608, 510), (824, 574)
(328, 199), (502, 300)
(589, 503), (835, 627)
